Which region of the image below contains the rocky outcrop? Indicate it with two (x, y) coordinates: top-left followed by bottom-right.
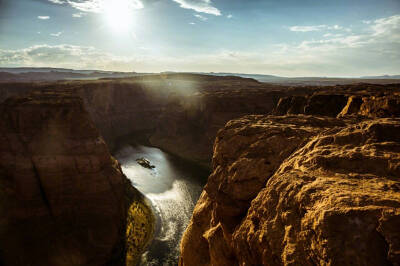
(179, 115), (400, 265)
(273, 84), (400, 120)
(0, 91), (153, 265)
(337, 95), (364, 117)
(272, 94), (348, 117)
(339, 94), (400, 118)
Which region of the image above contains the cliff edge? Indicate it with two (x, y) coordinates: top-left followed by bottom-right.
(179, 114), (400, 265)
(0, 91), (153, 265)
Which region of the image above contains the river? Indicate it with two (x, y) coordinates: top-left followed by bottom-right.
(115, 145), (209, 265)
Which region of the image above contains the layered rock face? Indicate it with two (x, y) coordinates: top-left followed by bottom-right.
(73, 76), (285, 166)
(0, 92), (152, 265)
(179, 115), (400, 265)
(149, 87), (284, 167)
(73, 81), (170, 150)
(1, 75), (284, 163)
(1, 79), (399, 170)
(340, 94), (400, 118)
(273, 94), (347, 117)
(273, 84), (400, 119)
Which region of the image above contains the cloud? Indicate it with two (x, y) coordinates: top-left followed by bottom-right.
(323, 33), (343, 38)
(38, 15), (50, 20)
(289, 25), (326, 32)
(289, 24), (347, 32)
(227, 14), (232, 19)
(65, 0), (104, 13)
(330, 25), (342, 30)
(189, 22), (195, 25)
(50, 32), (62, 37)
(72, 12), (86, 17)
(371, 14), (400, 37)
(0, 44), (135, 71)
(275, 15), (400, 75)
(171, 0), (221, 15)
(1, 15), (399, 76)
(47, 0), (221, 16)
(48, 0), (66, 3)
(47, 0), (143, 13)
(194, 14), (207, 21)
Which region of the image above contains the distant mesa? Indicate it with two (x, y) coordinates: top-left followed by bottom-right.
(0, 67), (399, 85)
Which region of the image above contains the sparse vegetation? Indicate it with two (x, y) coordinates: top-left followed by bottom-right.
(123, 177), (155, 266)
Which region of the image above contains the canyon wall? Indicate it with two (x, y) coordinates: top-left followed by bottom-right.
(149, 86), (285, 167)
(180, 115), (400, 266)
(273, 84), (400, 118)
(62, 76), (286, 167)
(0, 91), (153, 265)
(1, 79), (400, 170)
(180, 113), (400, 265)
(1, 76), (400, 265)
(0, 75), (286, 167)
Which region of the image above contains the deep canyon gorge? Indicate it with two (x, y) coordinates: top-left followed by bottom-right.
(0, 74), (400, 265)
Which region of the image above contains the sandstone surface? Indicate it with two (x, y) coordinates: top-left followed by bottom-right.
(179, 114), (400, 265)
(0, 91), (153, 265)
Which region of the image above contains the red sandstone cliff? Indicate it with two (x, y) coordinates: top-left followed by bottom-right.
(0, 91), (153, 265)
(2, 78), (399, 169)
(1, 77), (400, 265)
(0, 75), (286, 166)
(179, 114), (400, 265)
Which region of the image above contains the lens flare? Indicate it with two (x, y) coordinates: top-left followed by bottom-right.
(102, 0), (140, 33)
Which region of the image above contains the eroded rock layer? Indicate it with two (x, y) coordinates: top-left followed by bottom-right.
(1, 77), (400, 168)
(0, 91), (153, 266)
(179, 115), (400, 266)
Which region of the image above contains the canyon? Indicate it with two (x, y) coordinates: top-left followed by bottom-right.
(0, 74), (400, 265)
(0, 91), (153, 265)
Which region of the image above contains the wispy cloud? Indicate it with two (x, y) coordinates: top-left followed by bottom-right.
(0, 44), (138, 71)
(50, 31), (62, 37)
(47, 0), (221, 16)
(371, 14), (400, 36)
(227, 14), (232, 19)
(274, 15), (400, 75)
(48, 0), (66, 4)
(38, 16), (50, 20)
(290, 24), (347, 32)
(66, 0), (104, 13)
(1, 15), (399, 76)
(72, 12), (86, 18)
(48, 0), (143, 13)
(189, 22), (196, 25)
(323, 33), (343, 38)
(290, 25), (326, 32)
(171, 0), (221, 15)
(194, 14), (207, 21)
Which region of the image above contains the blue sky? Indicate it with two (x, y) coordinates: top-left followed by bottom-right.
(0, 0), (399, 76)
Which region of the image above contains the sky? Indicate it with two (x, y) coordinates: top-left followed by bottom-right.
(0, 0), (399, 77)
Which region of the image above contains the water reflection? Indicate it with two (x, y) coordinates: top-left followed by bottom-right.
(115, 145), (208, 265)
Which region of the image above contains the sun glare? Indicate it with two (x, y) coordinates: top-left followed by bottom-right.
(102, 0), (137, 33)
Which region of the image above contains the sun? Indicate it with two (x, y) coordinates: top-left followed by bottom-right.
(102, 0), (138, 33)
